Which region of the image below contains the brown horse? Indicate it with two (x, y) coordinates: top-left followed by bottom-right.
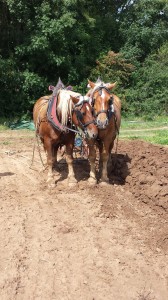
(86, 79), (121, 184)
(33, 88), (98, 186)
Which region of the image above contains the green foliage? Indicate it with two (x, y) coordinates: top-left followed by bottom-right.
(119, 0), (168, 61)
(0, 0), (168, 118)
(90, 50), (135, 87)
(88, 50), (135, 113)
(0, 56), (47, 117)
(22, 70), (47, 106)
(0, 57), (23, 117)
(125, 42), (168, 116)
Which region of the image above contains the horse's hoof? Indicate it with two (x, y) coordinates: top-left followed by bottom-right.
(68, 182), (76, 187)
(99, 179), (109, 186)
(68, 180), (77, 187)
(87, 177), (97, 185)
(67, 178), (77, 187)
(46, 176), (54, 183)
(46, 175), (56, 188)
(48, 182), (56, 188)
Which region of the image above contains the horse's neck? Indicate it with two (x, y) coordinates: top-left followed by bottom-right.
(113, 94), (121, 110)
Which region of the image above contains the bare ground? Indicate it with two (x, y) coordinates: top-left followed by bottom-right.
(0, 130), (168, 300)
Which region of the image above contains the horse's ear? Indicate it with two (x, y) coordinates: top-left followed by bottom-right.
(88, 79), (95, 89)
(48, 85), (55, 91)
(96, 77), (102, 83)
(106, 82), (117, 90)
(70, 95), (79, 104)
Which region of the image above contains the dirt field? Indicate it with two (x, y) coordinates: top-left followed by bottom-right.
(0, 130), (168, 300)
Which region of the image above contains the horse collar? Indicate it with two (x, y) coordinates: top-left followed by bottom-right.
(47, 94), (67, 132)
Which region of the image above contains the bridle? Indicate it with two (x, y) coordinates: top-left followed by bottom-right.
(91, 85), (114, 119)
(73, 99), (96, 134)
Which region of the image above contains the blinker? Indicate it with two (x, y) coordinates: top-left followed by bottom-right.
(75, 110), (83, 121)
(109, 97), (113, 106)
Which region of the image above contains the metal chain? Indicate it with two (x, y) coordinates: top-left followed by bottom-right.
(29, 133), (46, 169)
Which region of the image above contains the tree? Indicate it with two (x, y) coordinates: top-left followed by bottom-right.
(0, 0), (167, 117)
(119, 0), (168, 62)
(125, 42), (168, 116)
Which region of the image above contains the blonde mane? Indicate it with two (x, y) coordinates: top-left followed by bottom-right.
(57, 90), (81, 125)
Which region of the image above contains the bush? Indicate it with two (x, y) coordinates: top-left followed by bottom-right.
(0, 57), (47, 117)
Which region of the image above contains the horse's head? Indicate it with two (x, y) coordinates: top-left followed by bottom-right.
(88, 79), (116, 129)
(71, 95), (98, 139)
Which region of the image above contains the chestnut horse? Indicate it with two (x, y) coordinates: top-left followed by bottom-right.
(86, 79), (121, 184)
(33, 88), (98, 186)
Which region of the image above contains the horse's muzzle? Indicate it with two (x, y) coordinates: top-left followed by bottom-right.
(96, 118), (108, 129)
(85, 129), (98, 139)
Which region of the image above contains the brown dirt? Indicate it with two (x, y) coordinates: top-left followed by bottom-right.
(0, 130), (168, 300)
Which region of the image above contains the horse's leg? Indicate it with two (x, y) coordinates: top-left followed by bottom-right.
(106, 140), (115, 175)
(52, 144), (61, 178)
(53, 144), (59, 166)
(100, 140), (110, 183)
(66, 140), (77, 186)
(87, 141), (97, 184)
(44, 137), (55, 186)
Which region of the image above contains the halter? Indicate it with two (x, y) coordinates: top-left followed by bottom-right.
(73, 99), (96, 134)
(91, 85), (114, 119)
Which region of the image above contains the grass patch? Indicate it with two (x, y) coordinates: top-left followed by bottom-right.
(1, 141), (11, 145)
(120, 129), (168, 145)
(121, 116), (168, 130)
(141, 130), (168, 145)
(0, 124), (9, 130)
(120, 116), (168, 145)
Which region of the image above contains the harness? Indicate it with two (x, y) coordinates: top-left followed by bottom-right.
(91, 84), (119, 134)
(37, 92), (95, 138)
(72, 99), (96, 135)
(91, 85), (114, 118)
(47, 92), (66, 132)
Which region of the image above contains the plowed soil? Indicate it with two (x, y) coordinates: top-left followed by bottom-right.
(0, 130), (168, 300)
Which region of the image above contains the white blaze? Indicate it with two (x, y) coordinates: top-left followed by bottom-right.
(101, 90), (106, 110)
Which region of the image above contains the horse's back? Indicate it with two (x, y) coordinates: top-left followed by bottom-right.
(33, 96), (50, 127)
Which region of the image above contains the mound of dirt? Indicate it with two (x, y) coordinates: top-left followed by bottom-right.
(114, 140), (168, 212)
